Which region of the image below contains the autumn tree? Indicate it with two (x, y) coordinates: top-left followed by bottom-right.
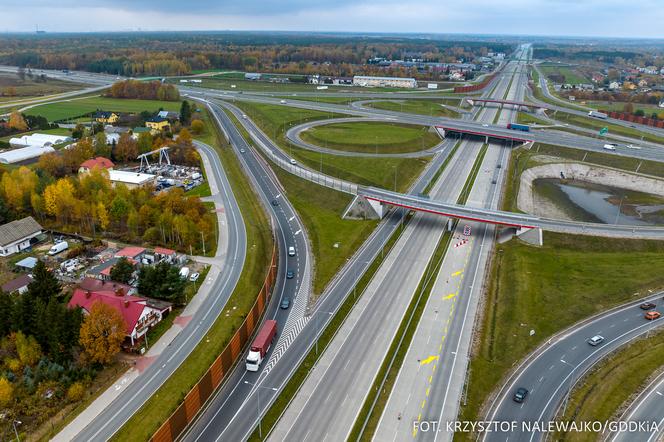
(67, 382), (85, 401)
(0, 377), (13, 407)
(15, 331), (42, 366)
(8, 111), (28, 131)
(115, 133), (138, 163)
(190, 119), (205, 135)
(136, 132), (153, 155)
(79, 301), (126, 365)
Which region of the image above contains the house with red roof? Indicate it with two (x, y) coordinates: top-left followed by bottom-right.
(115, 246), (146, 261)
(68, 288), (172, 347)
(78, 157), (115, 175)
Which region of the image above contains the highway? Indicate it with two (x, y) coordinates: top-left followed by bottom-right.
(485, 292), (664, 442)
(611, 369), (664, 442)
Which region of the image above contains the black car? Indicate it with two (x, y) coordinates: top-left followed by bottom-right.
(280, 297), (290, 309)
(271, 200), (279, 206)
(640, 302), (656, 310)
(286, 269), (294, 279)
(513, 387), (528, 403)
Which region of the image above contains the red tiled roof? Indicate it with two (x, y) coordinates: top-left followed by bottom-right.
(68, 288), (147, 335)
(80, 157), (114, 170)
(115, 247), (145, 259)
(154, 247), (175, 255)
(79, 277), (132, 294)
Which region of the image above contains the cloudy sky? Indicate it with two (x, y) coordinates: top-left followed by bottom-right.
(1, 0), (661, 38)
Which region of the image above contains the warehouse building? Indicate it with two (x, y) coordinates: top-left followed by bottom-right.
(352, 75), (417, 88)
(9, 133), (72, 148)
(109, 170), (156, 189)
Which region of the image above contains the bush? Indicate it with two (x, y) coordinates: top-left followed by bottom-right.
(0, 377), (13, 407)
(190, 119), (205, 135)
(67, 382), (85, 401)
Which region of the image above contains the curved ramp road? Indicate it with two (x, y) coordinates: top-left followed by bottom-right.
(485, 293), (664, 442)
(611, 370), (664, 442)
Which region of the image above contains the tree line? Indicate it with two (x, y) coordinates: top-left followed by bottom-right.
(107, 80), (180, 101)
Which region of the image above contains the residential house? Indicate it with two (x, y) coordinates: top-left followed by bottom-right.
(115, 246), (146, 262)
(157, 110), (180, 121)
(79, 277), (136, 296)
(94, 111), (120, 124)
(131, 127), (152, 140)
(1, 274), (32, 295)
(608, 81), (621, 90)
(0, 217), (43, 256)
(145, 116), (170, 134)
(78, 157), (115, 175)
(68, 288), (172, 347)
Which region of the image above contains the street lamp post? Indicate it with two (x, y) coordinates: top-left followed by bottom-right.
(244, 381), (278, 440)
(12, 420), (21, 442)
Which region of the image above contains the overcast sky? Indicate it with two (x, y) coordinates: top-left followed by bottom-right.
(1, 0), (661, 38)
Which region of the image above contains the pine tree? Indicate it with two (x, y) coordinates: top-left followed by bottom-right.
(179, 100), (191, 125)
(26, 260), (61, 303)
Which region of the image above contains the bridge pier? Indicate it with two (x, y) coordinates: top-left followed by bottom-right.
(342, 195), (384, 220)
(516, 226), (543, 246)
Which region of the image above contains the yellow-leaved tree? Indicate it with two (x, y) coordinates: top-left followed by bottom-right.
(79, 301), (126, 365)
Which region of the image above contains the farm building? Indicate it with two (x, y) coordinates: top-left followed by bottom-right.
(352, 75), (417, 88)
(0, 145), (55, 164)
(0, 217), (43, 256)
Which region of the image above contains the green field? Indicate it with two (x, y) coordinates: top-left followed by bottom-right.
(516, 112), (549, 126)
(364, 99), (461, 118)
(299, 121), (441, 154)
(538, 64), (590, 85)
(586, 100), (663, 115)
(0, 72), (86, 100)
(233, 101), (431, 192)
(555, 329), (664, 442)
(552, 110), (664, 144)
(457, 233), (664, 440)
(26, 96), (182, 121)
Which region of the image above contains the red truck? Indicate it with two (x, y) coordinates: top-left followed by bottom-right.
(246, 320), (277, 371)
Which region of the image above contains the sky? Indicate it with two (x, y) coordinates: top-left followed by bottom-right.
(1, 0), (662, 38)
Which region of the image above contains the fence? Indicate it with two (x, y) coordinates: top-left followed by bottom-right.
(151, 246), (277, 442)
(600, 110), (664, 129)
(453, 72), (498, 94)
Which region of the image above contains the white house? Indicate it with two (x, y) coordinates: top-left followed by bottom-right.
(0, 217), (43, 256)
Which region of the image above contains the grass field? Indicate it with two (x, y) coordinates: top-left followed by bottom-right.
(111, 108), (273, 442)
(26, 96), (182, 121)
(233, 101), (431, 192)
(539, 65), (589, 85)
(363, 99), (462, 117)
(457, 232), (664, 440)
(286, 96), (360, 105)
(585, 100), (663, 115)
(516, 112), (550, 126)
(552, 110), (664, 144)
(554, 329), (664, 442)
(0, 72), (86, 99)
(299, 121), (441, 154)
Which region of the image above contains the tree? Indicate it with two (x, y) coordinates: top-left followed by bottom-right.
(138, 262), (186, 303)
(110, 257), (134, 284)
(190, 119), (205, 135)
(635, 109), (645, 117)
(177, 128), (192, 146)
(15, 331), (42, 366)
(179, 100), (191, 125)
(0, 377), (13, 407)
(136, 132), (153, 155)
(8, 111), (28, 131)
(27, 260), (61, 303)
(72, 123), (86, 139)
(115, 133), (138, 163)
(67, 382), (85, 401)
(79, 301), (126, 365)
(0, 291), (13, 337)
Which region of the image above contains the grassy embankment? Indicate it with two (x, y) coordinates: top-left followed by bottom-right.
(538, 64), (590, 85)
(551, 110), (664, 144)
(233, 101), (431, 193)
(26, 96), (181, 122)
(553, 328), (664, 442)
(299, 121), (442, 154)
(111, 105), (273, 441)
(0, 73), (87, 103)
(364, 99), (461, 118)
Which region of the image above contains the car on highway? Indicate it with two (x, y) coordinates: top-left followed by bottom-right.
(242, 114), (248, 119)
(463, 225), (472, 236)
(288, 246), (296, 257)
(286, 269), (294, 279)
(645, 311), (661, 320)
(627, 144), (642, 150)
(280, 297), (291, 309)
(482, 124), (489, 127)
(189, 272), (200, 282)
(513, 387), (529, 403)
(603, 143), (617, 151)
(587, 335), (604, 346)
(280, 99), (287, 104)
(640, 302), (656, 310)
(240, 148), (246, 153)
(290, 158), (297, 165)
(271, 199), (279, 206)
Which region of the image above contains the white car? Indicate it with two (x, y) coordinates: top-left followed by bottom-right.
(603, 143), (617, 151)
(587, 335), (604, 346)
(289, 158), (297, 165)
(280, 99), (287, 104)
(189, 272), (200, 282)
(242, 114), (248, 119)
(627, 144), (642, 150)
(482, 124), (489, 127)
(288, 246), (296, 257)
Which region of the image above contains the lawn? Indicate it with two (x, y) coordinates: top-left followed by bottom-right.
(585, 100), (663, 115)
(538, 64), (590, 85)
(111, 108), (273, 442)
(554, 329), (664, 442)
(516, 112), (550, 126)
(233, 101), (431, 192)
(552, 110), (664, 144)
(457, 233), (664, 439)
(299, 121), (442, 154)
(364, 99), (461, 118)
(26, 96), (182, 122)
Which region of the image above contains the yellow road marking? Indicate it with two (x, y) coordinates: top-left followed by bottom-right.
(452, 270), (463, 277)
(426, 387), (430, 397)
(420, 355), (439, 366)
(443, 293), (456, 300)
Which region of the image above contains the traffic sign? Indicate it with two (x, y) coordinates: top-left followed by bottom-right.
(599, 127), (608, 136)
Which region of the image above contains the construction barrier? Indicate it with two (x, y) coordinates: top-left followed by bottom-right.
(151, 246), (277, 442)
(601, 110), (664, 129)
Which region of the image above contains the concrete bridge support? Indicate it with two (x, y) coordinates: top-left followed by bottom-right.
(342, 195), (384, 220)
(516, 226), (543, 246)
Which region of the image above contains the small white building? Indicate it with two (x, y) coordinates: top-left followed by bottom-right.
(0, 217), (43, 256)
(352, 75), (417, 89)
(109, 170), (156, 189)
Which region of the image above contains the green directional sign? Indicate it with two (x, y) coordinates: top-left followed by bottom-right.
(599, 127), (609, 136)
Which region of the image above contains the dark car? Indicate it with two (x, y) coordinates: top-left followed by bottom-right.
(286, 269), (294, 279)
(271, 200), (279, 206)
(640, 302), (656, 310)
(280, 297), (290, 309)
(513, 387), (528, 403)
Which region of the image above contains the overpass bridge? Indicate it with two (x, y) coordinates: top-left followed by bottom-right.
(435, 124), (533, 144)
(466, 97), (547, 111)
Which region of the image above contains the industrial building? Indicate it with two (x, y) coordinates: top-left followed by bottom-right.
(109, 170), (157, 189)
(352, 75), (417, 88)
(0, 145), (55, 164)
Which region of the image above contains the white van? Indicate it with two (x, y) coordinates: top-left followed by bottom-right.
(288, 246), (295, 257)
(179, 267), (190, 279)
(48, 241), (69, 256)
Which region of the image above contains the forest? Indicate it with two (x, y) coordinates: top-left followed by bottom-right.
(0, 32), (513, 77)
